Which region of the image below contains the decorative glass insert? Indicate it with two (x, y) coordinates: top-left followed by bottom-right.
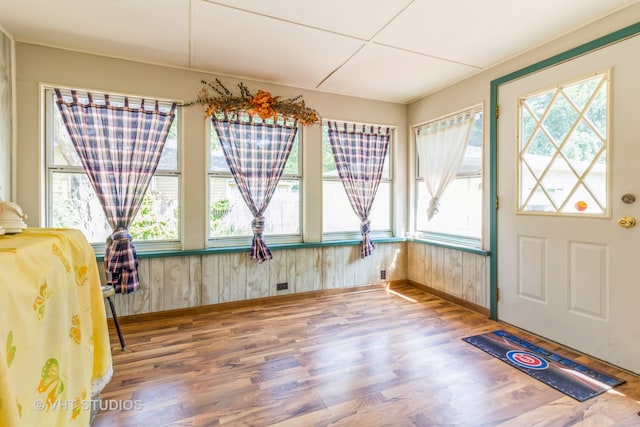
(518, 72), (609, 215)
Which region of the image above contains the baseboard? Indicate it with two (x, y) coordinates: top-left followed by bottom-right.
(115, 282), (400, 325)
(110, 279), (488, 325)
(404, 280), (490, 317)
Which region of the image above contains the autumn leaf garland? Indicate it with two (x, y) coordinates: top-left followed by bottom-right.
(191, 79), (320, 125)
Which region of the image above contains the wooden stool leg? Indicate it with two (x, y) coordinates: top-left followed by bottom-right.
(107, 296), (126, 350)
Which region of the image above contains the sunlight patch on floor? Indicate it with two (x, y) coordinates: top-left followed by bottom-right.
(385, 284), (417, 303)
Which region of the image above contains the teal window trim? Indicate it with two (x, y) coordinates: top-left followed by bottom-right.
(95, 237), (406, 261)
(489, 22), (640, 321)
(94, 235), (490, 261)
(408, 237), (489, 256)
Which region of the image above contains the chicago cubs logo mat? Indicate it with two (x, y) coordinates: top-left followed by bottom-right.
(462, 330), (626, 401)
(506, 350), (549, 370)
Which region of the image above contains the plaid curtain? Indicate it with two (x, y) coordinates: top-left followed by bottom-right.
(327, 121), (390, 258)
(212, 116), (297, 262)
(55, 89), (176, 294)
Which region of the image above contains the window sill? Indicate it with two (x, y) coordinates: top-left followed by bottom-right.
(95, 237), (406, 261)
(94, 236), (488, 260)
(407, 237), (490, 256)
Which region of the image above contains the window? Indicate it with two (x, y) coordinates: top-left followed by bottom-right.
(45, 87), (180, 249)
(322, 121), (392, 239)
(415, 107), (483, 242)
(518, 72), (608, 215)
(207, 120), (302, 244)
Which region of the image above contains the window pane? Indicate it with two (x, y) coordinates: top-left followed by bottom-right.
(157, 117), (178, 170)
(53, 111), (178, 171)
(129, 176), (179, 241)
(323, 181), (390, 234)
(52, 106), (81, 167)
(47, 87), (181, 246)
(283, 136), (299, 175)
(322, 124), (337, 175)
(209, 124), (227, 172)
(414, 107), (483, 240)
(209, 177), (300, 237)
(51, 172), (179, 243)
(51, 172), (111, 242)
(416, 177), (482, 238)
(208, 118), (301, 241)
(416, 112), (482, 178)
(210, 123), (299, 174)
(459, 112), (483, 176)
(518, 73), (608, 215)
(322, 123), (389, 178)
(322, 121), (392, 237)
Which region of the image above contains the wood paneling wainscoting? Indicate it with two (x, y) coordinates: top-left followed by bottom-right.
(407, 241), (489, 311)
(101, 242), (407, 317)
(94, 283), (640, 426)
(100, 241), (490, 319)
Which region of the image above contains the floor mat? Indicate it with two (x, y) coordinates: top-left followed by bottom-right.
(462, 330), (626, 401)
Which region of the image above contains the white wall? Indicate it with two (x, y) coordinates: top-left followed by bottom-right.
(407, 3), (640, 248)
(8, 5), (640, 315)
(13, 44), (408, 249)
(0, 25), (14, 201)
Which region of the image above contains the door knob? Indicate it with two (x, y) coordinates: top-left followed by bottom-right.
(617, 216), (636, 228)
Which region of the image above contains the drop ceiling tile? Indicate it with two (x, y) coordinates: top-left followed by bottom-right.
(375, 0), (640, 68)
(0, 0), (191, 68)
(318, 43), (479, 103)
(192, 1), (364, 89)
(0, 0), (639, 103)
(203, 0), (413, 39)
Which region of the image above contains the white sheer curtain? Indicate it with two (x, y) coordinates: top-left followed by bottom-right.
(416, 110), (476, 220)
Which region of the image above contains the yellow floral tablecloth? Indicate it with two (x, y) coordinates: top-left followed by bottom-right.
(0, 228), (112, 426)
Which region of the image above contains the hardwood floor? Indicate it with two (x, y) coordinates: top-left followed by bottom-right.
(92, 283), (640, 426)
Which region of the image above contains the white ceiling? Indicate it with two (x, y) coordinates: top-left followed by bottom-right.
(0, 0), (638, 103)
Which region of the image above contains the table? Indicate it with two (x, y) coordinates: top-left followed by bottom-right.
(0, 228), (112, 426)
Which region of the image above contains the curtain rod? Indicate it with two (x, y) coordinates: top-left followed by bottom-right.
(411, 102), (483, 130)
